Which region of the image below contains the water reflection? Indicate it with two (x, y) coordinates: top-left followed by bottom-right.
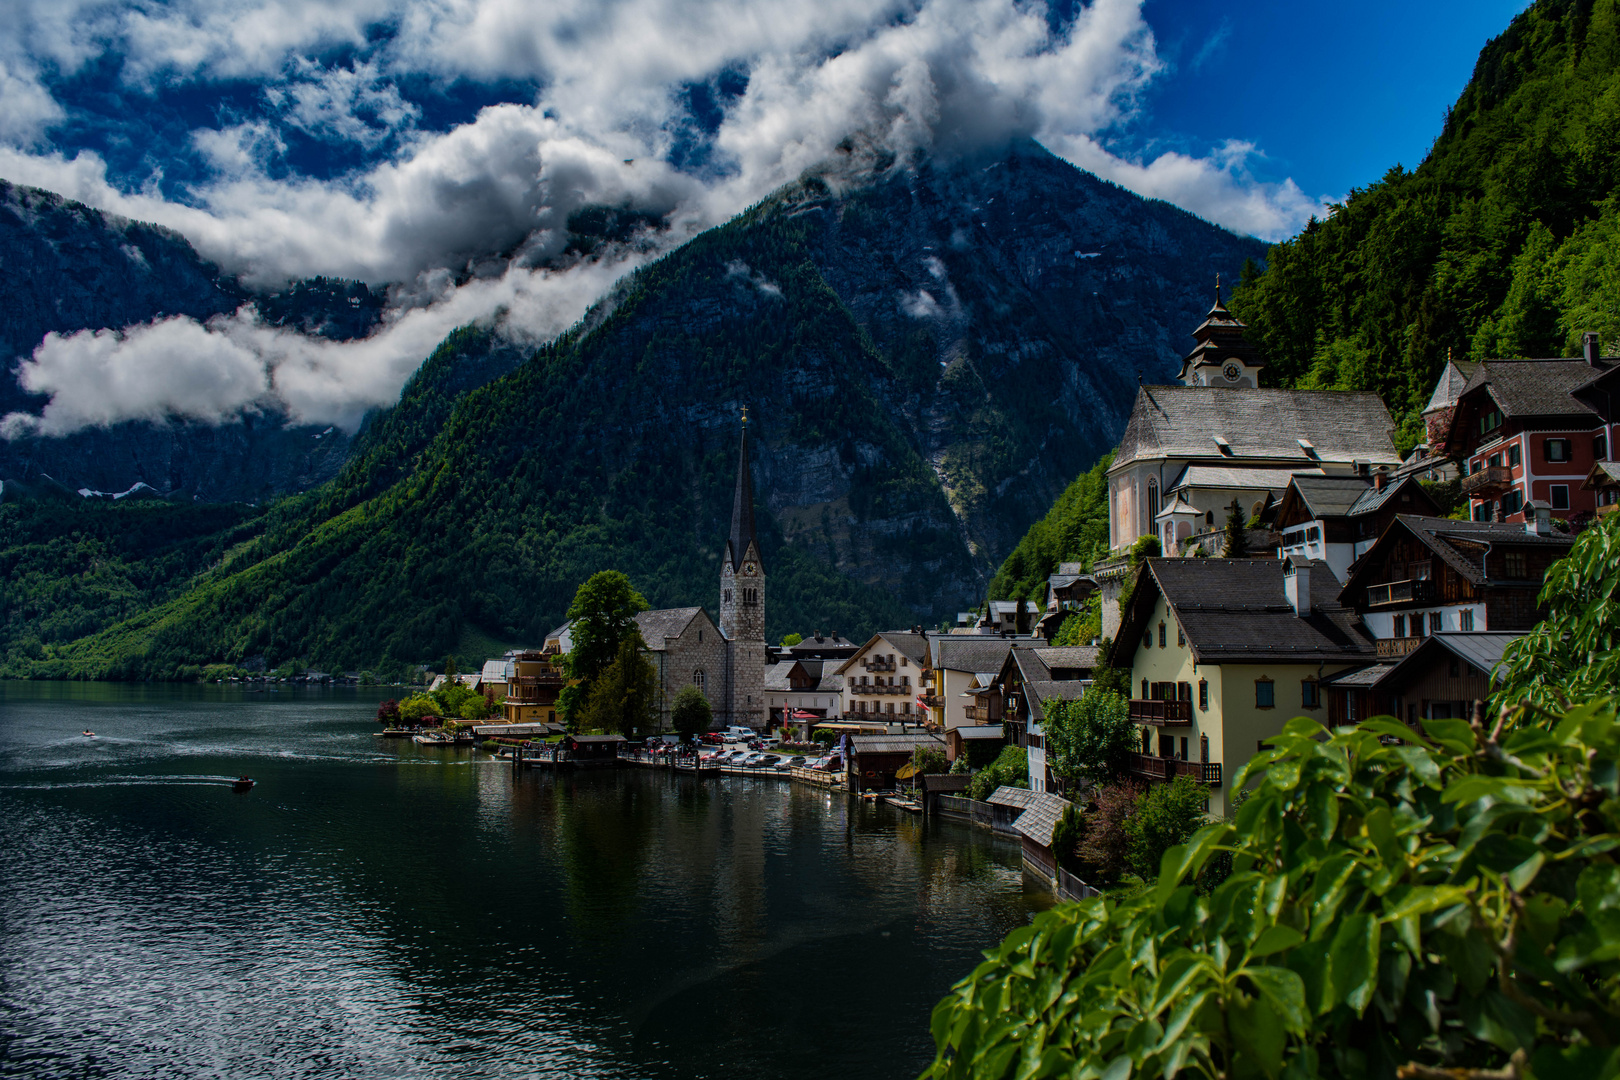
(0, 682), (1046, 1079)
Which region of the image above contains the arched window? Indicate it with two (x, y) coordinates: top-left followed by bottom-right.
(1146, 478), (1160, 529)
(693, 669), (705, 691)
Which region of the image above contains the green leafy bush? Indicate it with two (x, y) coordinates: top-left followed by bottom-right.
(1124, 773), (1208, 882)
(671, 684), (713, 739)
(968, 744), (1029, 802)
(1043, 690), (1135, 789)
(924, 702), (1620, 1080)
(911, 744), (948, 776)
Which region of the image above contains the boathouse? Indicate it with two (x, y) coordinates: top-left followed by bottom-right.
(564, 733), (627, 764)
(846, 733), (944, 792)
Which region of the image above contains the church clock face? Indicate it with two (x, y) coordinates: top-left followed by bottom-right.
(1222, 362), (1241, 382)
(743, 562), (756, 576)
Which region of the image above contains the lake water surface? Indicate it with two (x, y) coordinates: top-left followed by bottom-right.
(0, 683), (1047, 1079)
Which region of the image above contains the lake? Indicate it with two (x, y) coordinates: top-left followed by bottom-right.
(0, 682), (1048, 1079)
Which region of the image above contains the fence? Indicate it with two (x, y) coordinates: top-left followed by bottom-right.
(1056, 865), (1101, 902)
(934, 795), (994, 827)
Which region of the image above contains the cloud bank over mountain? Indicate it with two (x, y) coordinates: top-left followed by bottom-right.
(0, 0), (1331, 436)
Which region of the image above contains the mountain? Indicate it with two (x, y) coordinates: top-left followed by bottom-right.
(1231, 0), (1620, 430)
(6, 139), (1263, 678)
(0, 179), (391, 501)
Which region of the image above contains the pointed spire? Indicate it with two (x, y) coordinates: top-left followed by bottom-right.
(1215, 272), (1222, 306)
(728, 408), (759, 571)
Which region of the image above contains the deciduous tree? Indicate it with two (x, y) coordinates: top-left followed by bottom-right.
(670, 683), (712, 740)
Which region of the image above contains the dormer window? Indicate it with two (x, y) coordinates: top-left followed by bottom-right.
(1297, 438), (1319, 460)
(1212, 436), (1233, 457)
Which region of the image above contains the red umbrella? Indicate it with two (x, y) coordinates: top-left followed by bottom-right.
(791, 710), (819, 719)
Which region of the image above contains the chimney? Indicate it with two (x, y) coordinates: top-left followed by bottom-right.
(1283, 554), (1312, 617)
(1527, 499), (1554, 536)
(1374, 466), (1389, 492)
(1585, 332), (1601, 369)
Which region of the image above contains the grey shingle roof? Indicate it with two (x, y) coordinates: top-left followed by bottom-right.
(1465, 358), (1614, 420)
(1341, 516), (1575, 595)
(876, 631), (932, 666)
(1012, 646), (1052, 685)
(1033, 646), (1100, 670)
(935, 637), (1015, 673)
(1026, 680), (1088, 721)
(1169, 465), (1326, 492)
(1425, 359), (1476, 413)
(1011, 792), (1074, 849)
(1114, 387), (1400, 470)
(850, 734), (945, 755)
(1428, 632), (1521, 676)
(952, 725), (1006, 740)
(1287, 475), (1374, 517)
(1126, 558), (1376, 665)
(987, 787), (1039, 810)
(763, 660), (798, 692)
(1345, 475), (1435, 517)
(635, 608), (705, 650)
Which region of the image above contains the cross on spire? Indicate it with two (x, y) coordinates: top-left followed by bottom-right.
(741, 404), (749, 427)
(1215, 272), (1222, 305)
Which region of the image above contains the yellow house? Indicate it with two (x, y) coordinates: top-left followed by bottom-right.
(1118, 555), (1376, 815)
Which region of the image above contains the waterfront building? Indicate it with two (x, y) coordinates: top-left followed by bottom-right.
(1271, 471), (1441, 583)
(1118, 556), (1375, 815)
(985, 645), (1096, 793)
(1436, 335), (1618, 524)
(763, 658), (843, 732)
(846, 732), (944, 792)
(928, 636), (1017, 731)
(836, 631), (932, 725)
(501, 651), (565, 723)
(1320, 631), (1522, 728)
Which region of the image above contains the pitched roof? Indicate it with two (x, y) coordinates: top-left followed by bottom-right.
(727, 425), (760, 570)
(1032, 646), (1100, 670)
(1284, 475), (1374, 518)
(931, 636), (1012, 673)
(1424, 359), (1477, 413)
(1463, 358), (1615, 420)
(763, 660), (800, 692)
(568, 733), (628, 744)
(1339, 515), (1575, 597)
(480, 659), (514, 681)
(849, 733), (944, 755)
(1345, 475), (1437, 517)
(1168, 464), (1327, 492)
(634, 607), (706, 650)
(986, 787), (1039, 810)
(1584, 461), (1620, 488)
(1025, 680), (1088, 721)
(1113, 386), (1399, 470)
(1331, 632), (1523, 693)
(1123, 558), (1376, 665)
(1011, 792), (1074, 849)
(951, 725), (1007, 740)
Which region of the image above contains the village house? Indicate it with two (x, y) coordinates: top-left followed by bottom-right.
(1118, 556), (1376, 815)
(985, 645), (1096, 793)
(1108, 291), (1403, 555)
(1585, 461), (1620, 517)
(1336, 513), (1575, 661)
(500, 650), (566, 724)
(1438, 335), (1618, 524)
(1322, 631), (1522, 728)
(928, 636), (1017, 731)
(836, 631), (932, 726)
(479, 657), (514, 700)
(1271, 471), (1442, 583)
(783, 632), (859, 662)
(846, 732), (944, 792)
(763, 657), (843, 732)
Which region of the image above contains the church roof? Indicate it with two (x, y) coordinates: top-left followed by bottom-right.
(727, 424), (760, 571)
(1113, 386), (1399, 470)
(634, 608), (707, 649)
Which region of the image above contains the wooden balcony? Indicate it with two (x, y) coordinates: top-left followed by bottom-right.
(1461, 465), (1513, 497)
(1130, 753), (1221, 785)
(1376, 636), (1423, 658)
(1364, 578), (1434, 608)
(1128, 698), (1192, 725)
(863, 659), (896, 672)
(964, 705), (992, 722)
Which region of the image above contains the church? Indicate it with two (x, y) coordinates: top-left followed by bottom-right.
(630, 420), (768, 732)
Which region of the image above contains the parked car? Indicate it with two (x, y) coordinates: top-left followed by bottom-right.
(773, 755), (806, 771)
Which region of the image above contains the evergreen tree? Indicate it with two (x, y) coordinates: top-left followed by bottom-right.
(576, 634), (658, 734)
(1222, 498), (1247, 558)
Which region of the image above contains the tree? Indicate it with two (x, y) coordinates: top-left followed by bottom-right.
(376, 698), (400, 725)
(911, 744), (948, 776)
(443, 654), (458, 677)
(1494, 512), (1619, 711)
(968, 744), (1029, 801)
(1049, 802), (1087, 875)
(923, 702), (1620, 1080)
(576, 633), (658, 734)
(812, 728), (837, 747)
(1074, 780), (1139, 885)
(1042, 690), (1135, 790)
(1123, 774), (1208, 881)
(1222, 497), (1248, 558)
(560, 570), (650, 723)
(670, 683), (713, 740)
(397, 694), (437, 726)
(458, 696), (492, 722)
(781, 632), (803, 647)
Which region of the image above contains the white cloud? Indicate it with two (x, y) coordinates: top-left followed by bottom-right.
(0, 0), (1336, 439)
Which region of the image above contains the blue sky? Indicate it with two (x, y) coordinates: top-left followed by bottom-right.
(0, 0), (1540, 435)
(1136, 0), (1532, 200)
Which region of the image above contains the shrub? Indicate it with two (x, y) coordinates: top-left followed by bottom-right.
(923, 702), (1620, 1080)
(968, 744), (1029, 802)
(671, 684), (713, 740)
(1123, 773), (1208, 881)
(911, 744), (948, 776)
(812, 728), (837, 746)
(1075, 780), (1140, 885)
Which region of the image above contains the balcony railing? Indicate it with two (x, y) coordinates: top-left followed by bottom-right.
(1461, 465), (1513, 497)
(1128, 698), (1193, 724)
(515, 671), (564, 685)
(1130, 753), (1221, 785)
(1364, 578), (1434, 608)
(863, 659), (896, 672)
(1376, 636), (1423, 658)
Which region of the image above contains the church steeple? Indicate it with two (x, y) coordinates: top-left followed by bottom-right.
(726, 411), (760, 572)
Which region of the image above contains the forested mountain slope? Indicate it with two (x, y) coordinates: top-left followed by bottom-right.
(1232, 0), (1620, 423)
(15, 140), (1262, 677)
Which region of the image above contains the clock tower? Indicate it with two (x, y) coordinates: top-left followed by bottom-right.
(719, 412), (766, 729)
(1175, 275), (1264, 388)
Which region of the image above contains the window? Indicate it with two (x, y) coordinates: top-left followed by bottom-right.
(1508, 444), (1522, 468)
(1200, 735), (1209, 763)
(723, 589), (731, 604)
(1412, 615), (1425, 639)
(1178, 682), (1192, 703)
(1504, 551), (1528, 579)
(1392, 614), (1406, 637)
(1158, 622), (1166, 648)
(1177, 625), (1186, 647)
(1460, 609), (1475, 631)
(900, 657), (908, 667)
(1301, 680), (1320, 709)
(694, 669), (706, 690)
(1144, 632), (1152, 651)
(1429, 612), (1443, 634)
(1551, 484), (1570, 510)
(1146, 478), (1160, 526)
(1255, 679), (1275, 709)
(1480, 409), (1503, 433)
(1488, 453), (1502, 470)
(1142, 679), (1150, 699)
(1473, 502), (1489, 522)
(1597, 433), (1609, 461)
(1546, 438), (1571, 462)
(1198, 680), (1209, 711)
(1502, 489), (1524, 516)
(1205, 510), (1214, 527)
(1179, 737), (1189, 761)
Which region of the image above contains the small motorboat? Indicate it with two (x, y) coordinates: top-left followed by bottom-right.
(232, 776), (256, 792)
(81, 730), (95, 737)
